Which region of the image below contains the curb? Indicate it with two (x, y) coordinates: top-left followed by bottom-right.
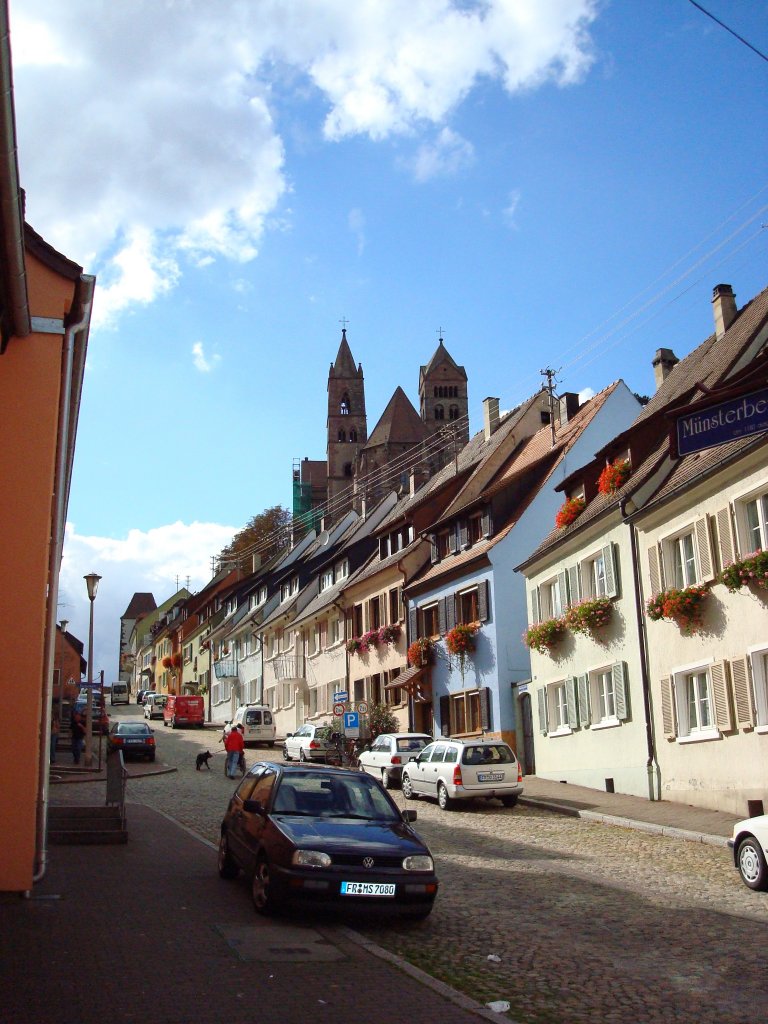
(519, 796), (729, 848)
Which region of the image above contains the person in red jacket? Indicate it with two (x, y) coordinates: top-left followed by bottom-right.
(224, 723), (245, 778)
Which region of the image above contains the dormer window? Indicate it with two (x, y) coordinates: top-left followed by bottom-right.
(320, 569), (334, 592)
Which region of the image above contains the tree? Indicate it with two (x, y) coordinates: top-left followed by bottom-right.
(218, 505), (291, 569)
(367, 702), (398, 742)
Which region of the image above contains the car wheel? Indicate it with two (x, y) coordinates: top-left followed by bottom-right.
(501, 795), (518, 808)
(437, 782), (455, 811)
(737, 835), (768, 890)
(282, 745), (291, 761)
(171, 717), (176, 729)
(381, 769), (392, 790)
(252, 856), (280, 915)
(299, 749), (307, 762)
(217, 833), (239, 880)
(401, 773), (416, 799)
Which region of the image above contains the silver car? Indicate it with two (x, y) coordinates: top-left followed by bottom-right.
(282, 723), (334, 762)
(357, 733), (432, 789)
(728, 813), (768, 890)
(401, 738), (524, 810)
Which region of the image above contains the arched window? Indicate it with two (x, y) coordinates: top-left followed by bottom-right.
(433, 386), (439, 398)
(349, 429), (358, 442)
(338, 428), (346, 442)
(344, 462), (353, 477)
(340, 394), (350, 415)
(435, 405), (445, 420)
(449, 405), (460, 420)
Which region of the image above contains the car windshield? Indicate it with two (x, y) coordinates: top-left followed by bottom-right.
(396, 737), (429, 753)
(118, 724), (149, 735)
(462, 744), (515, 765)
(272, 771), (400, 821)
(314, 726), (334, 741)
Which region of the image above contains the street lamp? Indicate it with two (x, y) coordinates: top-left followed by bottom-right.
(84, 572), (101, 767)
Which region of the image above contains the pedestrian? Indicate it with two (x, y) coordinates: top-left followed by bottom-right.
(236, 724), (247, 776)
(219, 721), (232, 775)
(50, 715), (60, 764)
(223, 721), (245, 779)
(71, 712), (86, 765)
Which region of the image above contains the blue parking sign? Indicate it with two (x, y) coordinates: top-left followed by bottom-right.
(344, 711), (359, 730)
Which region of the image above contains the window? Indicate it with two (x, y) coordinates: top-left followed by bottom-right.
(435, 405), (445, 420)
(553, 683), (569, 731)
(338, 428), (346, 442)
(344, 462), (353, 477)
(661, 661), (728, 742)
(420, 603), (439, 638)
(586, 551), (607, 597)
(446, 690), (482, 735)
(320, 569), (334, 592)
(457, 587), (479, 625)
(747, 648), (768, 729)
(685, 671), (711, 733)
(437, 530), (451, 559)
(733, 486), (768, 554)
(388, 587), (401, 623)
(543, 577), (564, 619)
(336, 559), (349, 580)
(468, 514), (483, 545)
(329, 617), (341, 645)
(449, 405), (460, 420)
(537, 678), (578, 736)
(671, 531), (697, 588)
(340, 394), (350, 415)
(368, 595), (382, 630)
(595, 669), (615, 721)
(650, 519), (714, 593)
(349, 428), (358, 443)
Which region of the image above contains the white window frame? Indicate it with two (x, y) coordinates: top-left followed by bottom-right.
(542, 576), (564, 619)
(747, 643), (768, 732)
(320, 569), (334, 592)
(335, 559), (349, 580)
(583, 550), (607, 598)
(669, 530), (698, 589)
(591, 667), (619, 729)
(732, 482), (768, 555)
(328, 617), (341, 646)
(549, 681), (571, 736)
(671, 658), (720, 743)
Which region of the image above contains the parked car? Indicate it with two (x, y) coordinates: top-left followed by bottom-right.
(232, 704), (276, 747)
(282, 723), (334, 762)
(217, 762), (438, 918)
(110, 682), (129, 705)
(401, 738), (524, 810)
(728, 814), (768, 890)
(163, 694), (205, 729)
(71, 698), (110, 736)
(108, 721), (156, 761)
(143, 693), (167, 720)
(357, 733), (432, 789)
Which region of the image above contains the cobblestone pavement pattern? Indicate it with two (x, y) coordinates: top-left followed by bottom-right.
(55, 707), (768, 1024)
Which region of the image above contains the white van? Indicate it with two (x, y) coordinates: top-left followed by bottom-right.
(232, 704), (276, 747)
(110, 682), (129, 705)
(143, 693), (167, 720)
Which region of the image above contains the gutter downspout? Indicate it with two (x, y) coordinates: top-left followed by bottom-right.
(396, 556), (416, 732)
(34, 275), (95, 884)
(621, 498), (660, 802)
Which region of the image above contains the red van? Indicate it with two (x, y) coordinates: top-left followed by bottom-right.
(163, 694), (205, 729)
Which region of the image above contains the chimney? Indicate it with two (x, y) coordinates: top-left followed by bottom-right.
(558, 392), (580, 424)
(652, 348), (678, 390)
(712, 283), (737, 339)
(483, 397), (500, 441)
(409, 466), (426, 495)
(251, 552), (261, 572)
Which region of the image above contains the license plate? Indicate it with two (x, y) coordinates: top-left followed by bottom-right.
(340, 882), (395, 897)
(478, 771), (505, 782)
(125, 738), (143, 744)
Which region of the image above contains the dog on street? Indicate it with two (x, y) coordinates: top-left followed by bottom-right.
(195, 750), (213, 771)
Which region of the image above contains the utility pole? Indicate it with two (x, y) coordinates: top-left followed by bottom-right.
(540, 367), (560, 447)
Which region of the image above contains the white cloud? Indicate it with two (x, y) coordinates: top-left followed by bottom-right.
(192, 342), (221, 373)
(59, 520), (237, 681)
(503, 188), (522, 228)
(10, 1), (598, 324)
(409, 127), (475, 182)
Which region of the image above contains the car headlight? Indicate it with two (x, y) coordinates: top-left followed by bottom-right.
(292, 849), (332, 868)
(402, 855), (434, 871)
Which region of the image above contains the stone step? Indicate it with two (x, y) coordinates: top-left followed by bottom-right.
(48, 829), (128, 845)
(48, 804), (127, 844)
(49, 805), (120, 821)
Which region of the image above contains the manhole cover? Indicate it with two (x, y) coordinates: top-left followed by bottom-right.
(215, 924), (345, 962)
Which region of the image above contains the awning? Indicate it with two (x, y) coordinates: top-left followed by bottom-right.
(384, 666), (432, 703)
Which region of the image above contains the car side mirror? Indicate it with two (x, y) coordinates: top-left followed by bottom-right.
(402, 809), (417, 823)
(242, 799), (265, 814)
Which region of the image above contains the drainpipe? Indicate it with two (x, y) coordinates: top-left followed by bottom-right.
(397, 556), (415, 731)
(621, 498), (660, 801)
(34, 276), (95, 884)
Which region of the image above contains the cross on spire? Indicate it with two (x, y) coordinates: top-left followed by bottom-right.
(339, 316), (350, 331)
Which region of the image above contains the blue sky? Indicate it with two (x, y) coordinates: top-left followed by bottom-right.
(9, 0), (766, 678)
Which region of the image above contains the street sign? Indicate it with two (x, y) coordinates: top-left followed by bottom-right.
(333, 703), (346, 717)
(333, 690), (349, 702)
(344, 711), (360, 737)
(357, 700), (368, 715)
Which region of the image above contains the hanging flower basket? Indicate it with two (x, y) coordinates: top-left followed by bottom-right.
(564, 597), (613, 635)
(555, 497), (586, 529)
(377, 623), (402, 645)
(646, 585), (709, 635)
(161, 655), (173, 669)
(172, 652), (182, 668)
(445, 623), (479, 680)
(523, 617), (567, 654)
(407, 637), (433, 668)
(598, 458), (631, 495)
(719, 550), (768, 592)
(361, 629), (380, 650)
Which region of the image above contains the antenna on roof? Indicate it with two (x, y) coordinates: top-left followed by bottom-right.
(540, 367), (561, 447)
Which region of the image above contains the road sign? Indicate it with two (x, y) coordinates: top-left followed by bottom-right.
(357, 701), (368, 715)
(333, 703), (346, 717)
(333, 690), (349, 702)
(344, 711), (360, 737)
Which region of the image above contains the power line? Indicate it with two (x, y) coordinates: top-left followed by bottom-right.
(687, 0), (768, 63)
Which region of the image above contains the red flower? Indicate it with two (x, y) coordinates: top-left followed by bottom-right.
(555, 497), (586, 529)
(598, 459), (631, 495)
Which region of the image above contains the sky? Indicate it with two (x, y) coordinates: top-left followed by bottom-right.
(9, 0), (766, 680)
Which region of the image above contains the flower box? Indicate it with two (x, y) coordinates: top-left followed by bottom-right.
(346, 637), (364, 655)
(161, 655), (173, 669)
(646, 585), (709, 635)
(555, 497), (586, 529)
(407, 637), (433, 668)
(524, 617), (567, 654)
(597, 458), (631, 495)
(719, 550), (768, 592)
(564, 597), (613, 635)
(377, 623), (402, 645)
(361, 629), (380, 649)
(445, 622), (479, 656)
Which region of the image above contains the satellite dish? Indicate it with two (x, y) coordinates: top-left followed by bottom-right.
(318, 530), (329, 545)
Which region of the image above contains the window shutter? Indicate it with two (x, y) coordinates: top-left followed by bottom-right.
(445, 594), (456, 632)
(567, 565), (581, 606)
(710, 661), (732, 732)
(603, 543), (618, 598)
(482, 507), (493, 538)
(530, 586), (541, 625)
(565, 677), (578, 727)
(716, 506), (735, 568)
(729, 656), (755, 728)
(459, 520), (469, 549)
(478, 579), (489, 622)
(449, 525), (458, 554)
(648, 545), (661, 594)
(537, 687), (548, 734)
(408, 606), (417, 643)
(613, 662), (628, 721)
(577, 674), (591, 727)
(429, 534), (438, 564)
(695, 516), (715, 582)
(480, 686), (492, 731)
(439, 695), (451, 737)
(438, 598), (447, 634)
(557, 570), (568, 611)
(660, 677), (676, 738)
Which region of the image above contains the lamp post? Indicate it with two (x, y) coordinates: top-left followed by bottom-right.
(58, 619), (69, 712)
(84, 573), (101, 767)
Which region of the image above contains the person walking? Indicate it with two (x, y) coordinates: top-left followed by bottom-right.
(71, 712), (86, 765)
(223, 722), (245, 779)
(236, 724), (247, 776)
(50, 715), (60, 764)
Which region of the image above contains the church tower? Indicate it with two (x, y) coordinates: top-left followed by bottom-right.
(419, 336), (469, 450)
(327, 329), (367, 520)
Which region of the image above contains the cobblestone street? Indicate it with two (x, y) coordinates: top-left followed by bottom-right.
(61, 708), (768, 1024)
